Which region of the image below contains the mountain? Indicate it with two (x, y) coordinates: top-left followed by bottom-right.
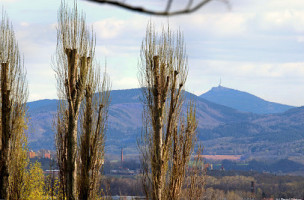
(27, 99), (58, 150)
(25, 88), (304, 163)
(200, 85), (294, 114)
(200, 106), (304, 162)
(26, 89), (253, 150)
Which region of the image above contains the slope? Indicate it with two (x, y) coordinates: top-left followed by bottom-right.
(200, 85), (294, 114)
(25, 88), (304, 162)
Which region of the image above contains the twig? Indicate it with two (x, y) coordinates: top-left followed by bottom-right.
(85, 0), (213, 16)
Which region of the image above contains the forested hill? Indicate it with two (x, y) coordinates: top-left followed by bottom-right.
(26, 88), (304, 162)
(200, 85), (294, 114)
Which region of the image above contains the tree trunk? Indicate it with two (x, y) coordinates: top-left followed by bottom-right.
(65, 48), (79, 200)
(0, 63), (11, 200)
(79, 88), (92, 200)
(152, 56), (163, 200)
(66, 115), (78, 200)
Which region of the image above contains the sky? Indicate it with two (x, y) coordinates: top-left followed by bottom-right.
(1, 0), (304, 106)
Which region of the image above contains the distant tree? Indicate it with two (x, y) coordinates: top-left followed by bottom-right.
(182, 147), (206, 200)
(226, 190), (242, 200)
(0, 12), (28, 200)
(23, 162), (46, 200)
(138, 23), (201, 200)
(86, 0), (216, 16)
(45, 159), (60, 200)
(8, 121), (28, 200)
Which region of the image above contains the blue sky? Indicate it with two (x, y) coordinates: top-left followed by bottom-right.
(2, 0), (304, 106)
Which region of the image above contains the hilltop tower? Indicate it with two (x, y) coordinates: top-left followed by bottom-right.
(121, 148), (123, 167)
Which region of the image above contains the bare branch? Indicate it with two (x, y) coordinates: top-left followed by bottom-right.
(186, 0), (194, 10)
(85, 0), (213, 16)
(165, 0), (173, 13)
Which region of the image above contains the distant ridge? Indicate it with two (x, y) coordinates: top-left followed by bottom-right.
(25, 88), (304, 162)
(200, 85), (294, 114)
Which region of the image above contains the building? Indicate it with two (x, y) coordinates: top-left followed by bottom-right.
(28, 150), (36, 158)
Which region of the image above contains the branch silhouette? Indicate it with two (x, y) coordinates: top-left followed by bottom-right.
(86, 0), (214, 16)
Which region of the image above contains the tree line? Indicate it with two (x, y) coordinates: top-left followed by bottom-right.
(0, 1), (205, 200)
(99, 171), (304, 199)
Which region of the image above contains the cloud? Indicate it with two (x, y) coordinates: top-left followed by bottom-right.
(3, 0), (304, 107)
(113, 77), (138, 90)
(190, 59), (304, 78)
(252, 10), (304, 35)
(20, 22), (29, 27)
(171, 12), (250, 38)
(0, 0), (19, 3)
(187, 58), (304, 105)
(27, 63), (57, 102)
(94, 17), (146, 40)
(94, 18), (125, 39)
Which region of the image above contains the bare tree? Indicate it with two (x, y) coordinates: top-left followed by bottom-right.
(139, 23), (199, 200)
(54, 1), (95, 199)
(55, 1), (110, 199)
(55, 101), (68, 199)
(78, 67), (110, 200)
(86, 0), (215, 16)
(182, 146), (206, 200)
(0, 13), (28, 200)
